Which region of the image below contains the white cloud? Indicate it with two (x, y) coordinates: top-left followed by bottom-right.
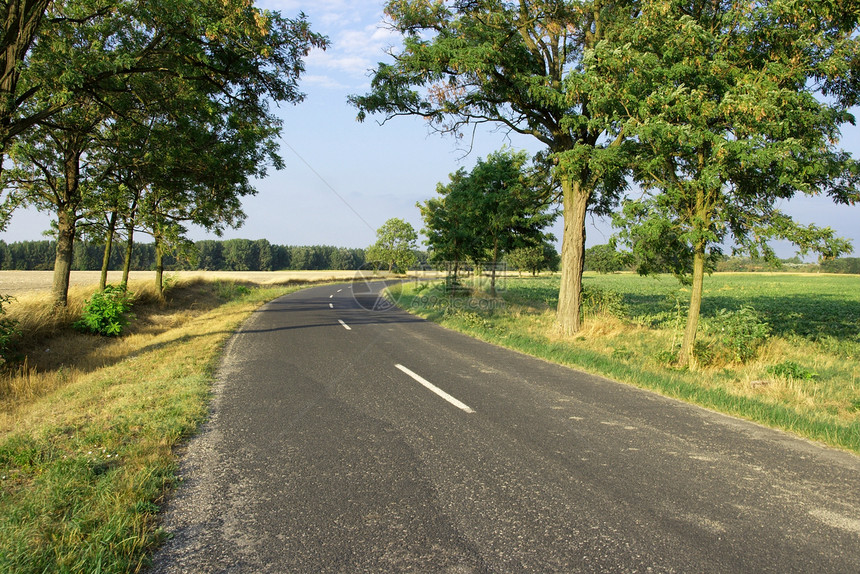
(254, 1), (400, 90)
(319, 11), (361, 28)
(309, 22), (400, 81)
(256, 0), (353, 13)
(301, 74), (350, 90)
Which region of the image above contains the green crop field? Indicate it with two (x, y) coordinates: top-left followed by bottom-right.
(510, 272), (860, 346)
(393, 272), (860, 453)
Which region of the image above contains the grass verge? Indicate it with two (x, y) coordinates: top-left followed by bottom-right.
(0, 278), (320, 573)
(389, 274), (860, 454)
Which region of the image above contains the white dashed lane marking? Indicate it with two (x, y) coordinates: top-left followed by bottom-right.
(395, 364), (475, 414)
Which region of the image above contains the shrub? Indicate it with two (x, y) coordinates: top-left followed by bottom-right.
(214, 281), (251, 301)
(443, 306), (494, 329)
(654, 348), (679, 366)
(582, 286), (627, 318)
(74, 286), (135, 336)
(693, 340), (717, 367)
(767, 361), (819, 381)
(0, 294), (20, 366)
(712, 306), (771, 363)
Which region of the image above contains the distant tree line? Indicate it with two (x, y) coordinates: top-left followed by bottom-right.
(0, 237), (560, 274)
(819, 258), (860, 275)
(0, 239), (370, 272)
(6, 238), (853, 275)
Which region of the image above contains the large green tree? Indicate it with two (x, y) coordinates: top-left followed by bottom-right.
(351, 0), (631, 334)
(131, 101), (282, 297)
(594, 0), (860, 366)
(3, 101), (109, 306)
(367, 218), (419, 273)
(420, 149), (556, 294)
(419, 173), (474, 282)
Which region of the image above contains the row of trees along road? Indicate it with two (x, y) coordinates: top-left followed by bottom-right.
(350, 0), (860, 367)
(0, 0), (326, 306)
(419, 149), (557, 295)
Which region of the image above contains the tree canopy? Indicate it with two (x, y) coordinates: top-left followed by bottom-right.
(367, 217), (419, 273)
(419, 149), (556, 293)
(351, 0), (632, 334)
(593, 0), (860, 365)
(352, 0), (859, 345)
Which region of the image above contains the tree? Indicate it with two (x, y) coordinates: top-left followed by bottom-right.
(3, 101), (110, 306)
(420, 149), (556, 294)
(223, 239), (257, 271)
(350, 0), (632, 333)
(0, 1), (52, 181)
(367, 218), (418, 273)
(418, 170), (477, 282)
(595, 0), (859, 366)
(196, 240), (224, 270)
(468, 150), (556, 294)
(507, 241), (560, 276)
(255, 239), (274, 272)
(584, 244), (628, 274)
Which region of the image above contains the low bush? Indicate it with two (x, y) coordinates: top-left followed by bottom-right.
(0, 294), (20, 366)
(74, 285), (135, 336)
(767, 361), (819, 381)
(214, 281), (252, 301)
(710, 306), (771, 363)
(582, 286), (627, 319)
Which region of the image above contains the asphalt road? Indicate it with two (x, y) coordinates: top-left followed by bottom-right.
(150, 280), (860, 573)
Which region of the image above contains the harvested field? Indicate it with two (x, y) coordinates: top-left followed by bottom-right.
(0, 270), (369, 296)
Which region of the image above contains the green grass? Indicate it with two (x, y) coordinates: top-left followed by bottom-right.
(0, 279), (319, 573)
(391, 272), (860, 453)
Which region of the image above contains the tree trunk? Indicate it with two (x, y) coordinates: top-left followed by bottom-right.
(0, 0), (53, 152)
(154, 239), (165, 300)
(99, 210), (117, 290)
(556, 177), (589, 335)
(50, 142), (82, 308)
(121, 223), (134, 287)
(121, 198), (138, 286)
(51, 207), (75, 307)
(679, 243), (707, 368)
(490, 238), (498, 297)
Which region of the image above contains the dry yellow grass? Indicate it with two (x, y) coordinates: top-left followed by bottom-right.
(0, 274), (331, 413)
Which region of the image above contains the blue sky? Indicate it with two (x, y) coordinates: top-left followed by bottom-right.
(2, 0), (858, 258)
